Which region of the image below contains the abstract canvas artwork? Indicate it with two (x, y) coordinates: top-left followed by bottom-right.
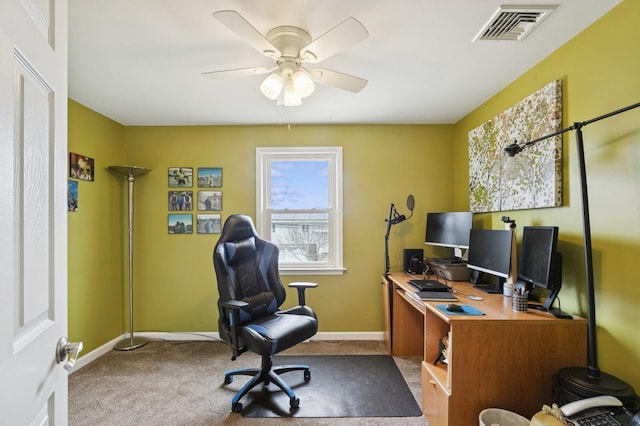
(468, 80), (563, 212)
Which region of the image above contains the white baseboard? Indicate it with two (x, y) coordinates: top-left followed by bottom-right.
(72, 336), (122, 371)
(71, 331), (383, 372)
(314, 331), (383, 341)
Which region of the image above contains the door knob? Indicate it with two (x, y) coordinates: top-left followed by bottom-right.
(56, 337), (83, 371)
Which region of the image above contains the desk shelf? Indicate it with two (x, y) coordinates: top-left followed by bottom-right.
(384, 273), (587, 426)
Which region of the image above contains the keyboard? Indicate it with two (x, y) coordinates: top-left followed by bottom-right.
(408, 279), (450, 292)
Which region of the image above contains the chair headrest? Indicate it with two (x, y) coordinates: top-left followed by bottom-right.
(225, 238), (256, 267)
(219, 214), (259, 243)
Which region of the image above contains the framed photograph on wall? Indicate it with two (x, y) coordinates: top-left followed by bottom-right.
(197, 214), (221, 234)
(168, 214), (193, 234)
(168, 167), (193, 187)
(168, 191), (193, 211)
(198, 190), (222, 211)
(68, 180), (78, 212)
(197, 167), (222, 188)
(69, 152), (94, 181)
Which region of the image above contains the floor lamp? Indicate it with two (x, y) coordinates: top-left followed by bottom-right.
(502, 102), (640, 404)
(109, 165), (151, 351)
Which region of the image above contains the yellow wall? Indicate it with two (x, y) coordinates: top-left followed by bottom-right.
(121, 124), (453, 332)
(453, 0), (640, 391)
(68, 100), (126, 350)
(68, 0), (640, 392)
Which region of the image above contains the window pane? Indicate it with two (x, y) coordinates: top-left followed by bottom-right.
(271, 161), (328, 209)
(271, 212), (329, 263)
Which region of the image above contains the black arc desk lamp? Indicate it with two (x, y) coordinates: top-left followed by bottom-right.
(384, 194), (415, 278)
(502, 101), (640, 405)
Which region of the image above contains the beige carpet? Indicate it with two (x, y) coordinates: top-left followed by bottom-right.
(69, 339), (429, 425)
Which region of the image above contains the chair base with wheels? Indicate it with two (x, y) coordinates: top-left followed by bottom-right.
(224, 354), (311, 413)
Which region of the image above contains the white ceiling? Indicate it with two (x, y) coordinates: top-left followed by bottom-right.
(68, 0), (621, 126)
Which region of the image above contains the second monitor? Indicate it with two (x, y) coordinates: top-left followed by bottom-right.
(466, 229), (513, 293)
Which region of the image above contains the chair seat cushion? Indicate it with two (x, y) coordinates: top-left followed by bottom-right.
(240, 311), (318, 356)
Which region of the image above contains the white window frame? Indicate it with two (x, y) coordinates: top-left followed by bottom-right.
(256, 146), (344, 275)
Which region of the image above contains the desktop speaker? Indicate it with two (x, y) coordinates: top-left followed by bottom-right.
(403, 249), (424, 274)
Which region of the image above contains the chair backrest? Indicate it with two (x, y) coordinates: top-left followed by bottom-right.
(213, 215), (286, 326)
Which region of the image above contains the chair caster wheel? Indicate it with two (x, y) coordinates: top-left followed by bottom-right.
(232, 402), (243, 413)
(224, 375), (232, 384)
(304, 369), (311, 382)
(290, 397), (300, 409)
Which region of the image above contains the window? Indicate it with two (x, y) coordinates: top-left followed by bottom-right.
(256, 147), (344, 275)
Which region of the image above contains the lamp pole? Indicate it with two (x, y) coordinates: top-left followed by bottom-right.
(109, 165), (151, 351)
(505, 102), (640, 403)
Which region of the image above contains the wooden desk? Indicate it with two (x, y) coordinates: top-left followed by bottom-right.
(382, 273), (587, 426)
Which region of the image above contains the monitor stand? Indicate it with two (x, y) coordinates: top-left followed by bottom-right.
(528, 282), (573, 319)
(527, 303), (573, 319)
(473, 275), (504, 294)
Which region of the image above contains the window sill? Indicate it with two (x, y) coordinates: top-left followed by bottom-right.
(279, 267), (346, 276)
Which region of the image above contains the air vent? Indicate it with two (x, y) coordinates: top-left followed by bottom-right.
(473, 4), (557, 41)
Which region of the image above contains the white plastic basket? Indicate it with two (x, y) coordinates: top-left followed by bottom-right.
(479, 408), (530, 426)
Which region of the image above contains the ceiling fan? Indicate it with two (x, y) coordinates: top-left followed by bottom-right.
(202, 10), (369, 106)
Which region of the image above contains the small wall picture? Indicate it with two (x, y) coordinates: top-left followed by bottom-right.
(168, 214), (192, 234)
(168, 191), (193, 211)
(168, 167), (193, 187)
(69, 152), (94, 181)
(68, 180), (78, 212)
(197, 214), (221, 234)
(198, 190), (222, 211)
(197, 167), (222, 188)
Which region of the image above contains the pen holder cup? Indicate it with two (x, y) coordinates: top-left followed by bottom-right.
(512, 293), (528, 312)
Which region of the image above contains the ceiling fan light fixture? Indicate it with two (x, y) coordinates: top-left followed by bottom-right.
(260, 73), (284, 100)
(292, 70), (315, 98)
(208, 11), (370, 107)
(283, 79), (302, 106)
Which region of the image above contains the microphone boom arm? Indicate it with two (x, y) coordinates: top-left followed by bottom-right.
(384, 203), (394, 276)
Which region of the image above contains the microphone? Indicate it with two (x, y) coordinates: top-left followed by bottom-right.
(390, 214), (406, 225)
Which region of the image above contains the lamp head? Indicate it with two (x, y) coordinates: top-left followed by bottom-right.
(504, 142), (523, 157)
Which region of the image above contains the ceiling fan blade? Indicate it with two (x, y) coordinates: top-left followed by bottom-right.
(213, 10), (281, 58)
(202, 67), (272, 79)
(301, 17), (368, 63)
(308, 68), (368, 93)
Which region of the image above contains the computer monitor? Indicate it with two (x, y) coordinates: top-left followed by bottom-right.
(517, 226), (568, 318)
(466, 229), (512, 293)
(424, 212), (473, 262)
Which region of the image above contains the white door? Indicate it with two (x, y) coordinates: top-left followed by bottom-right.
(0, 0), (70, 424)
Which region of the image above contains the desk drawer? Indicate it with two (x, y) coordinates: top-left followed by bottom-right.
(422, 361), (449, 426)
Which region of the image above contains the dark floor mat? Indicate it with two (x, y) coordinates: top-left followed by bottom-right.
(238, 354), (423, 418)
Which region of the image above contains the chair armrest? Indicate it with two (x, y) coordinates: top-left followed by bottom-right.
(289, 282), (318, 306)
(220, 299), (249, 360)
(221, 300), (249, 309)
